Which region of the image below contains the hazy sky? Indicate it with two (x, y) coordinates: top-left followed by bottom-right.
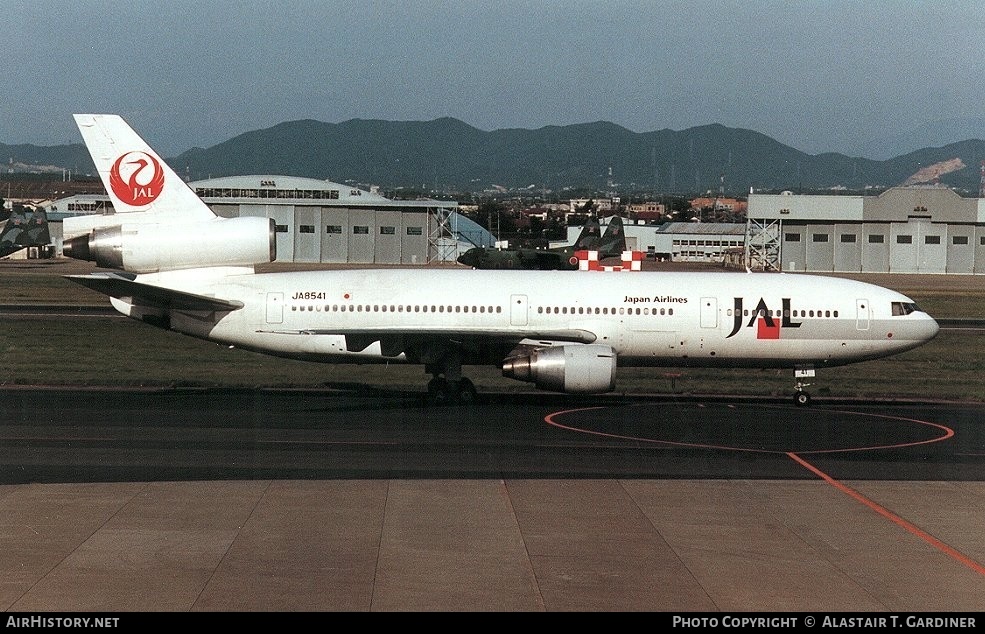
(4, 0), (984, 157)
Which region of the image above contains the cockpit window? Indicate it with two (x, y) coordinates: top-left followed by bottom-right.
(891, 301), (922, 316)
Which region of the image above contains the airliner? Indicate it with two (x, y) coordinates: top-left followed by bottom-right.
(62, 114), (939, 405)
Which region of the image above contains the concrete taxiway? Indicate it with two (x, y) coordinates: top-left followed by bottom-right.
(1, 388), (983, 612)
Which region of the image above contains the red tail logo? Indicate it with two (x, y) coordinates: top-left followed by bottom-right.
(109, 152), (165, 206)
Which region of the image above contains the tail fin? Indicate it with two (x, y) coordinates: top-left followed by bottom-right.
(0, 207), (52, 257)
(73, 114), (214, 220)
(572, 217), (602, 250)
(598, 215), (626, 257)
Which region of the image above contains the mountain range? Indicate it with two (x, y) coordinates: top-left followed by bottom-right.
(2, 119), (984, 195)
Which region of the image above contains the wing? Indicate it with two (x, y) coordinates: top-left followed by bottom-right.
(66, 273), (244, 312)
(258, 325), (597, 356)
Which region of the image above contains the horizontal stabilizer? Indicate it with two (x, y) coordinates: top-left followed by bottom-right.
(66, 273), (244, 312)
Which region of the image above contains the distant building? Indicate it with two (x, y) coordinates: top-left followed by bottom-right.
(626, 201), (666, 224)
(520, 207), (550, 222)
(568, 198), (614, 219)
(689, 197), (747, 214)
(652, 222), (746, 262)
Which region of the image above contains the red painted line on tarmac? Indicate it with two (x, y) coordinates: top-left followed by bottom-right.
(788, 451), (985, 578)
(795, 407), (954, 455)
(544, 404), (954, 454)
(544, 406), (768, 452)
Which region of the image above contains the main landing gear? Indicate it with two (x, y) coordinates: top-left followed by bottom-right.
(424, 347), (477, 405)
(426, 376), (477, 405)
(793, 367), (815, 407)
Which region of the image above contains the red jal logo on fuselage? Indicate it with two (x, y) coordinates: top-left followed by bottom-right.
(726, 297), (803, 339)
(109, 152), (165, 206)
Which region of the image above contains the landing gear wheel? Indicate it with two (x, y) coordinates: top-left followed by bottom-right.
(423, 347), (476, 405)
(793, 368), (815, 407)
(427, 377), (449, 405)
(454, 378), (477, 404)
(426, 377), (477, 405)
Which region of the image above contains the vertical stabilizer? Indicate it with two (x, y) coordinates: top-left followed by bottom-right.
(572, 217), (602, 250)
(599, 215), (626, 257)
(73, 114), (214, 220)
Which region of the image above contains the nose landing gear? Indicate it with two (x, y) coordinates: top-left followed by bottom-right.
(794, 388), (811, 407)
(793, 366), (815, 406)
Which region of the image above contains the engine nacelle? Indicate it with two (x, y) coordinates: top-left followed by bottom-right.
(63, 216), (276, 273)
(501, 344), (617, 393)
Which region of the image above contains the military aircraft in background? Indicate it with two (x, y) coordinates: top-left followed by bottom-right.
(0, 207), (52, 258)
(457, 215), (626, 270)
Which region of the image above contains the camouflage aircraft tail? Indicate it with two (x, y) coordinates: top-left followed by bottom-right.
(0, 207), (52, 258)
(571, 217), (603, 251)
(597, 215), (626, 257)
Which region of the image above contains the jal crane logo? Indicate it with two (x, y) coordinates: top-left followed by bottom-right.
(109, 151), (165, 206)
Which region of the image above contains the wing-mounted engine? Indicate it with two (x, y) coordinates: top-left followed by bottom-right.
(501, 344), (617, 393)
(62, 216), (276, 273)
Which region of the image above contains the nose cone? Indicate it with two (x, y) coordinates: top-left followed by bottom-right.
(923, 315), (941, 342)
(898, 313), (940, 351)
(457, 248), (482, 267)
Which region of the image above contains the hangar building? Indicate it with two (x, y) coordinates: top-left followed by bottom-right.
(746, 185), (985, 274)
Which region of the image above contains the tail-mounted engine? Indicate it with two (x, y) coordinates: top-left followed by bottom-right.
(501, 344), (617, 393)
(63, 216), (276, 273)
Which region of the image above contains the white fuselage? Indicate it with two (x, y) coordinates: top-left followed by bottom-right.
(123, 268), (940, 370)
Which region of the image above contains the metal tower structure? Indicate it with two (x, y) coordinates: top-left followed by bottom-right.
(428, 205), (459, 263)
(744, 216), (782, 271)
